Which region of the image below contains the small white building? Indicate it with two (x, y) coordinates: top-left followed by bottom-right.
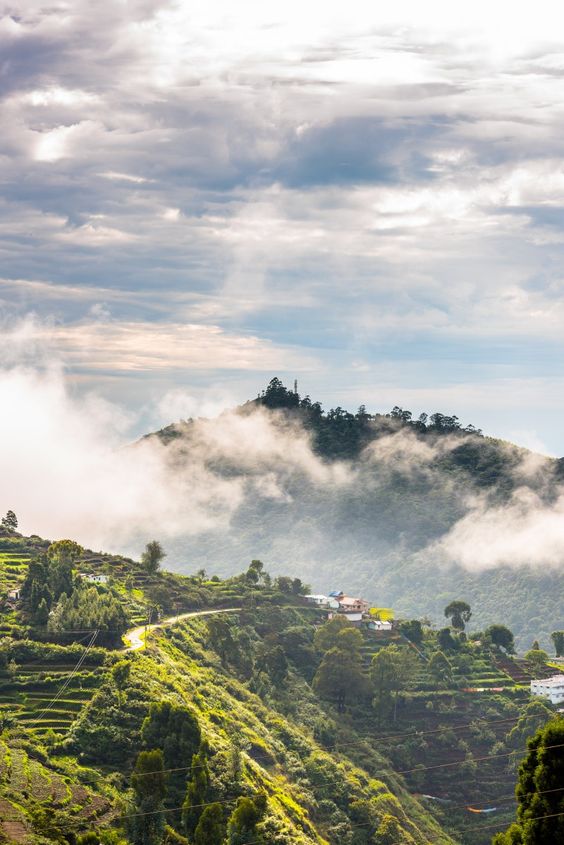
(530, 675), (564, 705)
(367, 619), (393, 632)
(328, 610), (363, 624)
(82, 573), (109, 585)
(304, 595), (329, 606)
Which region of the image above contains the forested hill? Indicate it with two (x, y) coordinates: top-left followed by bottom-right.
(151, 379), (564, 650)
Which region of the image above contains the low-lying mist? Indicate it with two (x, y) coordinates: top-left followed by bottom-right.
(2, 355), (564, 575)
(2, 346), (563, 646)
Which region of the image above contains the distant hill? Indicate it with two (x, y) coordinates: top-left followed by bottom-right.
(149, 379), (564, 651)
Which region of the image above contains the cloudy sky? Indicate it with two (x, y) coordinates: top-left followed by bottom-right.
(3, 1), (564, 453)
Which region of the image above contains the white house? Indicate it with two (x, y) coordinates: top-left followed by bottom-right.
(530, 675), (564, 705)
(82, 573), (109, 585)
(303, 594), (329, 606)
(367, 619), (393, 632)
(328, 610), (363, 624)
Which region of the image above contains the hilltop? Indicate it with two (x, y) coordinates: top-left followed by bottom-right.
(147, 379), (564, 651)
(0, 529), (561, 845)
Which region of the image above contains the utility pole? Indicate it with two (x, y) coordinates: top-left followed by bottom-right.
(294, 379), (298, 395)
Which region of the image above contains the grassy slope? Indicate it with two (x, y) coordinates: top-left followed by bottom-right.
(0, 535), (455, 845)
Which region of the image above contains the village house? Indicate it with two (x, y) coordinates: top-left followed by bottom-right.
(530, 675), (564, 706)
(82, 573), (109, 585)
(367, 619), (393, 632)
(303, 594), (329, 606)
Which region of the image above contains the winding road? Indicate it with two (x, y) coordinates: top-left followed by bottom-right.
(123, 607), (241, 651)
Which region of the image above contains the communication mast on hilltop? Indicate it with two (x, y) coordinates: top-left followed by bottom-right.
(294, 379), (298, 395)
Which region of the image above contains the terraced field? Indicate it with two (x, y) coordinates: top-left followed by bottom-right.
(0, 660), (105, 737)
(0, 737), (116, 842)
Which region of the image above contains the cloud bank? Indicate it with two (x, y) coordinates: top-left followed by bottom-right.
(1, 3), (564, 449)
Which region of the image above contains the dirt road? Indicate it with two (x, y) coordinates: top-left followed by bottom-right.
(123, 607), (240, 651)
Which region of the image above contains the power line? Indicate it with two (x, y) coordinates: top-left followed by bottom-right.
(397, 742), (564, 775)
(26, 630), (99, 728)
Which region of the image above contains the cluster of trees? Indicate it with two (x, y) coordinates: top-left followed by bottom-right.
(255, 377), (483, 459)
(130, 702), (268, 845)
(48, 586), (127, 645)
(1, 509), (18, 531)
(20, 540), (83, 626)
(20, 540), (127, 645)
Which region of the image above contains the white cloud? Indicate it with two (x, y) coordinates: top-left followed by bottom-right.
(438, 486), (564, 571)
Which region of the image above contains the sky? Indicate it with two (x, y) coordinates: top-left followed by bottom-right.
(3, 1), (564, 453)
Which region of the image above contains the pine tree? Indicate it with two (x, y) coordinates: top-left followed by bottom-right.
(492, 719), (564, 844)
(182, 740), (210, 837)
(194, 803), (225, 845)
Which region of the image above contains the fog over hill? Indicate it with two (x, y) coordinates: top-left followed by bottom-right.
(2, 359), (562, 650)
(146, 379), (564, 651)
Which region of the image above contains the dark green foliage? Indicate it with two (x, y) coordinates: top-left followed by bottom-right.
(207, 616), (238, 667)
(444, 600), (472, 631)
(427, 650), (453, 687)
(141, 540), (166, 574)
(1, 510), (18, 530)
(437, 627), (458, 652)
(313, 625), (369, 712)
(525, 649), (549, 675)
(111, 659), (131, 706)
(194, 803), (225, 845)
(313, 614), (352, 653)
(485, 624), (515, 653)
(550, 631), (564, 657)
(371, 644), (419, 724)
(492, 719), (564, 844)
(131, 749), (168, 845)
(256, 643), (288, 686)
(398, 619), (423, 645)
(142, 701), (201, 807)
(226, 793), (267, 845)
(182, 740), (210, 836)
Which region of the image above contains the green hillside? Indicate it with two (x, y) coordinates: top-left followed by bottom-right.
(150, 379), (564, 651)
(0, 530), (561, 845)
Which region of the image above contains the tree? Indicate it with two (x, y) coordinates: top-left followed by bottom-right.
(550, 631), (564, 658)
(492, 719), (564, 844)
(183, 740), (210, 837)
(437, 627), (458, 652)
(257, 644), (288, 687)
(428, 651), (453, 688)
(226, 794), (267, 845)
(111, 660), (131, 708)
(35, 598), (50, 627)
(371, 645), (418, 724)
(313, 615), (352, 654)
(47, 540), (84, 565)
(444, 600), (472, 631)
(274, 575), (293, 594)
(1, 510), (18, 531)
(399, 619), (423, 645)
(194, 803), (225, 845)
(141, 541), (166, 574)
(525, 649), (549, 676)
(313, 633), (369, 712)
(207, 616), (237, 667)
(141, 701), (201, 808)
(130, 749), (167, 845)
(485, 624), (515, 654)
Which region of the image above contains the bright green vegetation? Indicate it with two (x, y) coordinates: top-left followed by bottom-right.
(0, 530), (561, 845)
(149, 379), (564, 652)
